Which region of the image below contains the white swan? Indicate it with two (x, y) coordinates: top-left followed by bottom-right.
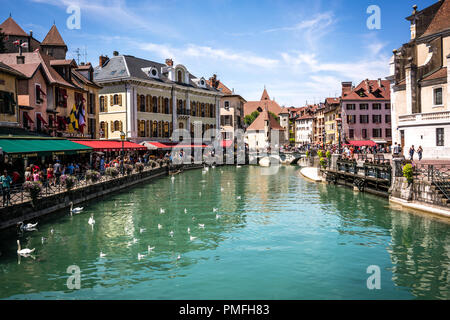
(237, 196), (241, 200)
(140, 228), (146, 233)
(88, 215), (95, 225)
(184, 208), (187, 214)
(213, 208), (218, 212)
(198, 224), (205, 229)
(133, 238), (138, 243)
(216, 214), (221, 220)
(220, 187), (224, 191)
(176, 254), (181, 260)
(100, 251), (106, 258)
(17, 240), (35, 255)
(18, 222), (38, 232)
(138, 253), (146, 260)
(148, 246), (155, 253)
(158, 224), (162, 229)
(69, 202), (83, 214)
(190, 235), (196, 241)
(187, 227), (190, 234)
(160, 208), (165, 214)
(236, 165), (241, 168)
(169, 231), (174, 237)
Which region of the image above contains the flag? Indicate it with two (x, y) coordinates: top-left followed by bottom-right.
(77, 100), (86, 133)
(13, 40), (20, 46)
(68, 104), (79, 132)
(20, 42), (28, 48)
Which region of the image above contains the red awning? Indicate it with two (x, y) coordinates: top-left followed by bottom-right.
(71, 140), (147, 152)
(348, 140), (377, 147)
(143, 141), (207, 150)
(23, 112), (34, 123)
(36, 113), (48, 125)
(222, 140), (233, 148)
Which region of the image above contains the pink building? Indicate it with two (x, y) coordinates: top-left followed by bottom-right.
(341, 79), (392, 146)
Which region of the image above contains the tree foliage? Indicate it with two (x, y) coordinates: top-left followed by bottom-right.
(244, 111), (260, 126)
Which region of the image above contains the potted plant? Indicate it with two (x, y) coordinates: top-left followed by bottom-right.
(403, 163), (414, 185)
(61, 175), (77, 191)
(105, 167), (119, 178)
(136, 162), (144, 173)
(305, 150), (310, 158)
(86, 170), (101, 183)
(318, 150), (324, 158)
(23, 181), (42, 204)
(319, 157), (327, 169)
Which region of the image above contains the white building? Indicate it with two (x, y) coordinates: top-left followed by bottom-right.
(388, 1), (450, 159)
(295, 115), (314, 146)
(245, 107), (286, 152)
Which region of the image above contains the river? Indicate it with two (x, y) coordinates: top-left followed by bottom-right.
(0, 165), (449, 299)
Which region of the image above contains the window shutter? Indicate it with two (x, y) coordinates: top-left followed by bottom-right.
(110, 95), (114, 106)
(110, 121), (114, 132)
(118, 94), (122, 106)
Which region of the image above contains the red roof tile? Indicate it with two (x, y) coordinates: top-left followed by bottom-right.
(0, 17), (27, 36)
(41, 24), (66, 46)
(341, 79), (390, 101)
(244, 88), (282, 116)
(421, 0), (450, 38)
(421, 67), (447, 81)
(247, 108), (284, 131)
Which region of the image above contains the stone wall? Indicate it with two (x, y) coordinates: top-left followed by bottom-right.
(390, 176), (446, 206)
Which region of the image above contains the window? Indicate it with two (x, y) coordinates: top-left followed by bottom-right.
(346, 115), (356, 124)
(35, 84), (42, 104)
(210, 104), (215, 117)
(152, 120), (158, 137)
(88, 93), (95, 114)
(373, 103), (381, 110)
(152, 97), (158, 113)
(385, 103), (391, 110)
(359, 104), (368, 110)
(360, 115), (369, 124)
(75, 92), (84, 106)
(434, 87), (443, 106)
(177, 70), (183, 83)
(165, 98), (170, 114)
(139, 95), (145, 112)
(113, 94), (119, 105)
(385, 115), (391, 123)
(56, 88), (67, 108)
(436, 128), (444, 146)
(0, 91), (16, 114)
(349, 129), (354, 139)
(385, 128), (392, 138)
(372, 128), (382, 138)
(372, 115), (382, 123)
(100, 96), (106, 112)
(362, 129), (367, 139)
(346, 104), (355, 110)
(224, 101), (230, 110)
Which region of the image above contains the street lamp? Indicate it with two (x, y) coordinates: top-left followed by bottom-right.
(120, 131), (125, 174)
(336, 118), (342, 154)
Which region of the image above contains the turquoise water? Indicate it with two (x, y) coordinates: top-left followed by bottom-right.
(0, 166), (449, 300)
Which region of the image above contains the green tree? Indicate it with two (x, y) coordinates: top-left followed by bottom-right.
(269, 111), (280, 124)
(244, 111), (260, 126)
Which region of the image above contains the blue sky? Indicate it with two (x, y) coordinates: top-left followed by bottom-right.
(0, 0), (437, 106)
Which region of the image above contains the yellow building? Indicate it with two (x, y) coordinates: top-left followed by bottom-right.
(324, 97), (341, 145)
(0, 61), (24, 127)
(95, 54), (223, 142)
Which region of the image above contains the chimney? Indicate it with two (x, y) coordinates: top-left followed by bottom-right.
(378, 78), (382, 87)
(16, 55), (25, 64)
(165, 58), (173, 67)
(341, 81), (352, 96)
(99, 55), (108, 67)
(410, 5), (418, 39)
(113, 51), (119, 56)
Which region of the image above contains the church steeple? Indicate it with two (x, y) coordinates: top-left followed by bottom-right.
(260, 87), (270, 101)
(40, 24), (67, 59)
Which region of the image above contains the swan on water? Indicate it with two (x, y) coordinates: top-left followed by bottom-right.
(133, 238), (138, 243)
(158, 224), (163, 229)
(160, 208), (165, 214)
(69, 202), (83, 214)
(190, 236), (196, 241)
(88, 215), (95, 225)
(138, 253), (146, 260)
(237, 196), (241, 200)
(100, 252), (106, 258)
(148, 246), (155, 253)
(169, 231), (174, 237)
(213, 208), (218, 212)
(184, 208), (187, 214)
(187, 227), (190, 234)
(216, 214), (221, 220)
(176, 254), (181, 260)
(17, 240), (35, 256)
(140, 228), (146, 233)
(220, 187), (224, 191)
(18, 222), (38, 232)
(198, 224), (205, 229)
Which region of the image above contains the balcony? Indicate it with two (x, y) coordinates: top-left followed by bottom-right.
(399, 111), (450, 125)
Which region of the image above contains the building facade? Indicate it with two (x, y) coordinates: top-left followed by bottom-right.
(208, 76), (246, 141)
(341, 79), (391, 145)
(295, 115), (314, 146)
(0, 62), (24, 127)
(324, 98), (341, 145)
(94, 54), (222, 142)
(245, 107), (286, 152)
(388, 1), (450, 159)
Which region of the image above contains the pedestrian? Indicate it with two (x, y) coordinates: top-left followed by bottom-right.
(47, 165), (54, 186)
(0, 170), (13, 206)
(417, 146), (423, 161)
(25, 167), (32, 181)
(409, 145), (415, 161)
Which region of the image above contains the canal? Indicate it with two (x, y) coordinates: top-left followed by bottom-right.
(0, 166), (449, 299)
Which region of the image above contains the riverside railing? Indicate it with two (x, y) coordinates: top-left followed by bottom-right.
(0, 161), (170, 209)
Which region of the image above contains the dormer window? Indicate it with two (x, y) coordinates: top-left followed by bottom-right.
(177, 70), (183, 83)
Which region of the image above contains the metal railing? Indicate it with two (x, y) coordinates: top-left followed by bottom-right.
(429, 165), (450, 201)
(0, 162), (168, 209)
